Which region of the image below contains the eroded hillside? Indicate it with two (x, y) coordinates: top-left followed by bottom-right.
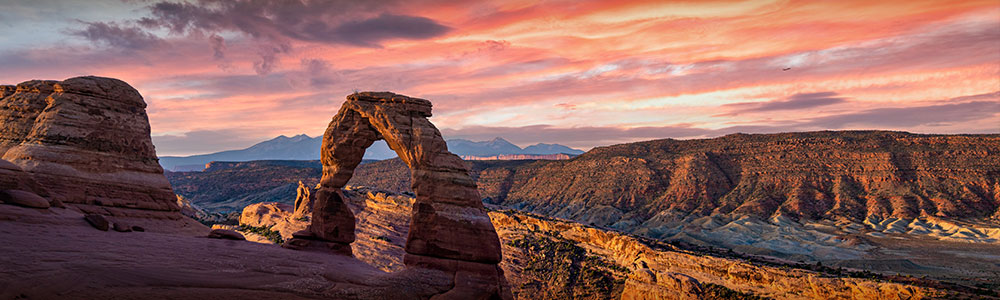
(236, 187), (995, 299)
(166, 131), (1000, 285)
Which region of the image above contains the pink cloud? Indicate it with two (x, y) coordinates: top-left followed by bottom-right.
(0, 0), (997, 155)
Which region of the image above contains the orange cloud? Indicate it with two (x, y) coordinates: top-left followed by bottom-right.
(0, 0), (996, 155)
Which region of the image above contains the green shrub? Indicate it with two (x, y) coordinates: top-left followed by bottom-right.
(239, 224), (284, 244)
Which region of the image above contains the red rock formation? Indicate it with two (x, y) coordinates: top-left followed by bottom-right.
(467, 132), (1000, 225)
(0, 76), (181, 221)
(283, 92), (508, 299)
(243, 186), (972, 299)
(293, 180), (315, 219)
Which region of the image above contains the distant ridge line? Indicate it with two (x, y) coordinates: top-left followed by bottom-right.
(460, 153), (577, 160)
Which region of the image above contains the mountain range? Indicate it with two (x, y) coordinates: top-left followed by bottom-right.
(158, 135), (583, 171)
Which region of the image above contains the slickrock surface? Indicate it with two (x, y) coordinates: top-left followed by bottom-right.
(0, 76), (179, 220)
(0, 204), (468, 300)
(283, 92), (507, 299)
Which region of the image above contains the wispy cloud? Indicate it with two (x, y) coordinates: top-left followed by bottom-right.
(69, 21), (165, 50)
(442, 92), (1000, 149)
(0, 0), (997, 155)
(719, 92), (848, 116)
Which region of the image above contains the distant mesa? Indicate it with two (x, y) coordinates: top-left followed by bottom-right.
(158, 135), (583, 172)
(0, 76), (189, 226)
(461, 153), (576, 160)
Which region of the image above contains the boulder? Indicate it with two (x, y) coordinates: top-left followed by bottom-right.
(240, 202), (293, 228)
(208, 229), (246, 240)
(0, 189), (49, 209)
(241, 202), (309, 243)
(113, 222), (133, 232)
(84, 214), (110, 231)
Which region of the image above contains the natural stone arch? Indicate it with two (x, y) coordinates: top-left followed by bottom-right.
(285, 92), (502, 265)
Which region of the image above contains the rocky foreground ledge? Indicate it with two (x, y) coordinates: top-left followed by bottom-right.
(0, 204), (472, 299)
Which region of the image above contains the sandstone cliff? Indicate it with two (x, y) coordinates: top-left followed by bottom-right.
(0, 76), (184, 223)
(495, 131), (1000, 224)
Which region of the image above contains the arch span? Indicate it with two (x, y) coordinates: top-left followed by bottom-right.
(284, 92), (502, 265)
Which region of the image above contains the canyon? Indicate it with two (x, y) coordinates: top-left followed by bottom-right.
(233, 185), (994, 299)
(168, 131), (1000, 294)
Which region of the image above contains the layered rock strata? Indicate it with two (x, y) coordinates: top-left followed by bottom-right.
(493, 132), (1000, 224)
(284, 92), (507, 298)
(341, 132), (1000, 228)
(242, 187), (968, 299)
(0, 76), (180, 220)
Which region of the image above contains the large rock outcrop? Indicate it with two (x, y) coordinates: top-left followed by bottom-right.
(284, 92), (507, 298)
(0, 76), (180, 220)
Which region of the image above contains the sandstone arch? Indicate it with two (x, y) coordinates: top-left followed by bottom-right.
(285, 92), (502, 266)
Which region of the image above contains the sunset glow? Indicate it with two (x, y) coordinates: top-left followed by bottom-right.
(1, 0), (997, 155)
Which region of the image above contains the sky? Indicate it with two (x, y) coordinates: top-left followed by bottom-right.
(1, 0), (998, 156)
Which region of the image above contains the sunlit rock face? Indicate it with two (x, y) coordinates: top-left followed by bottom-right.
(292, 180), (316, 219)
(241, 187), (965, 299)
(0, 76), (179, 219)
(463, 131), (1000, 231)
(283, 92), (509, 299)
